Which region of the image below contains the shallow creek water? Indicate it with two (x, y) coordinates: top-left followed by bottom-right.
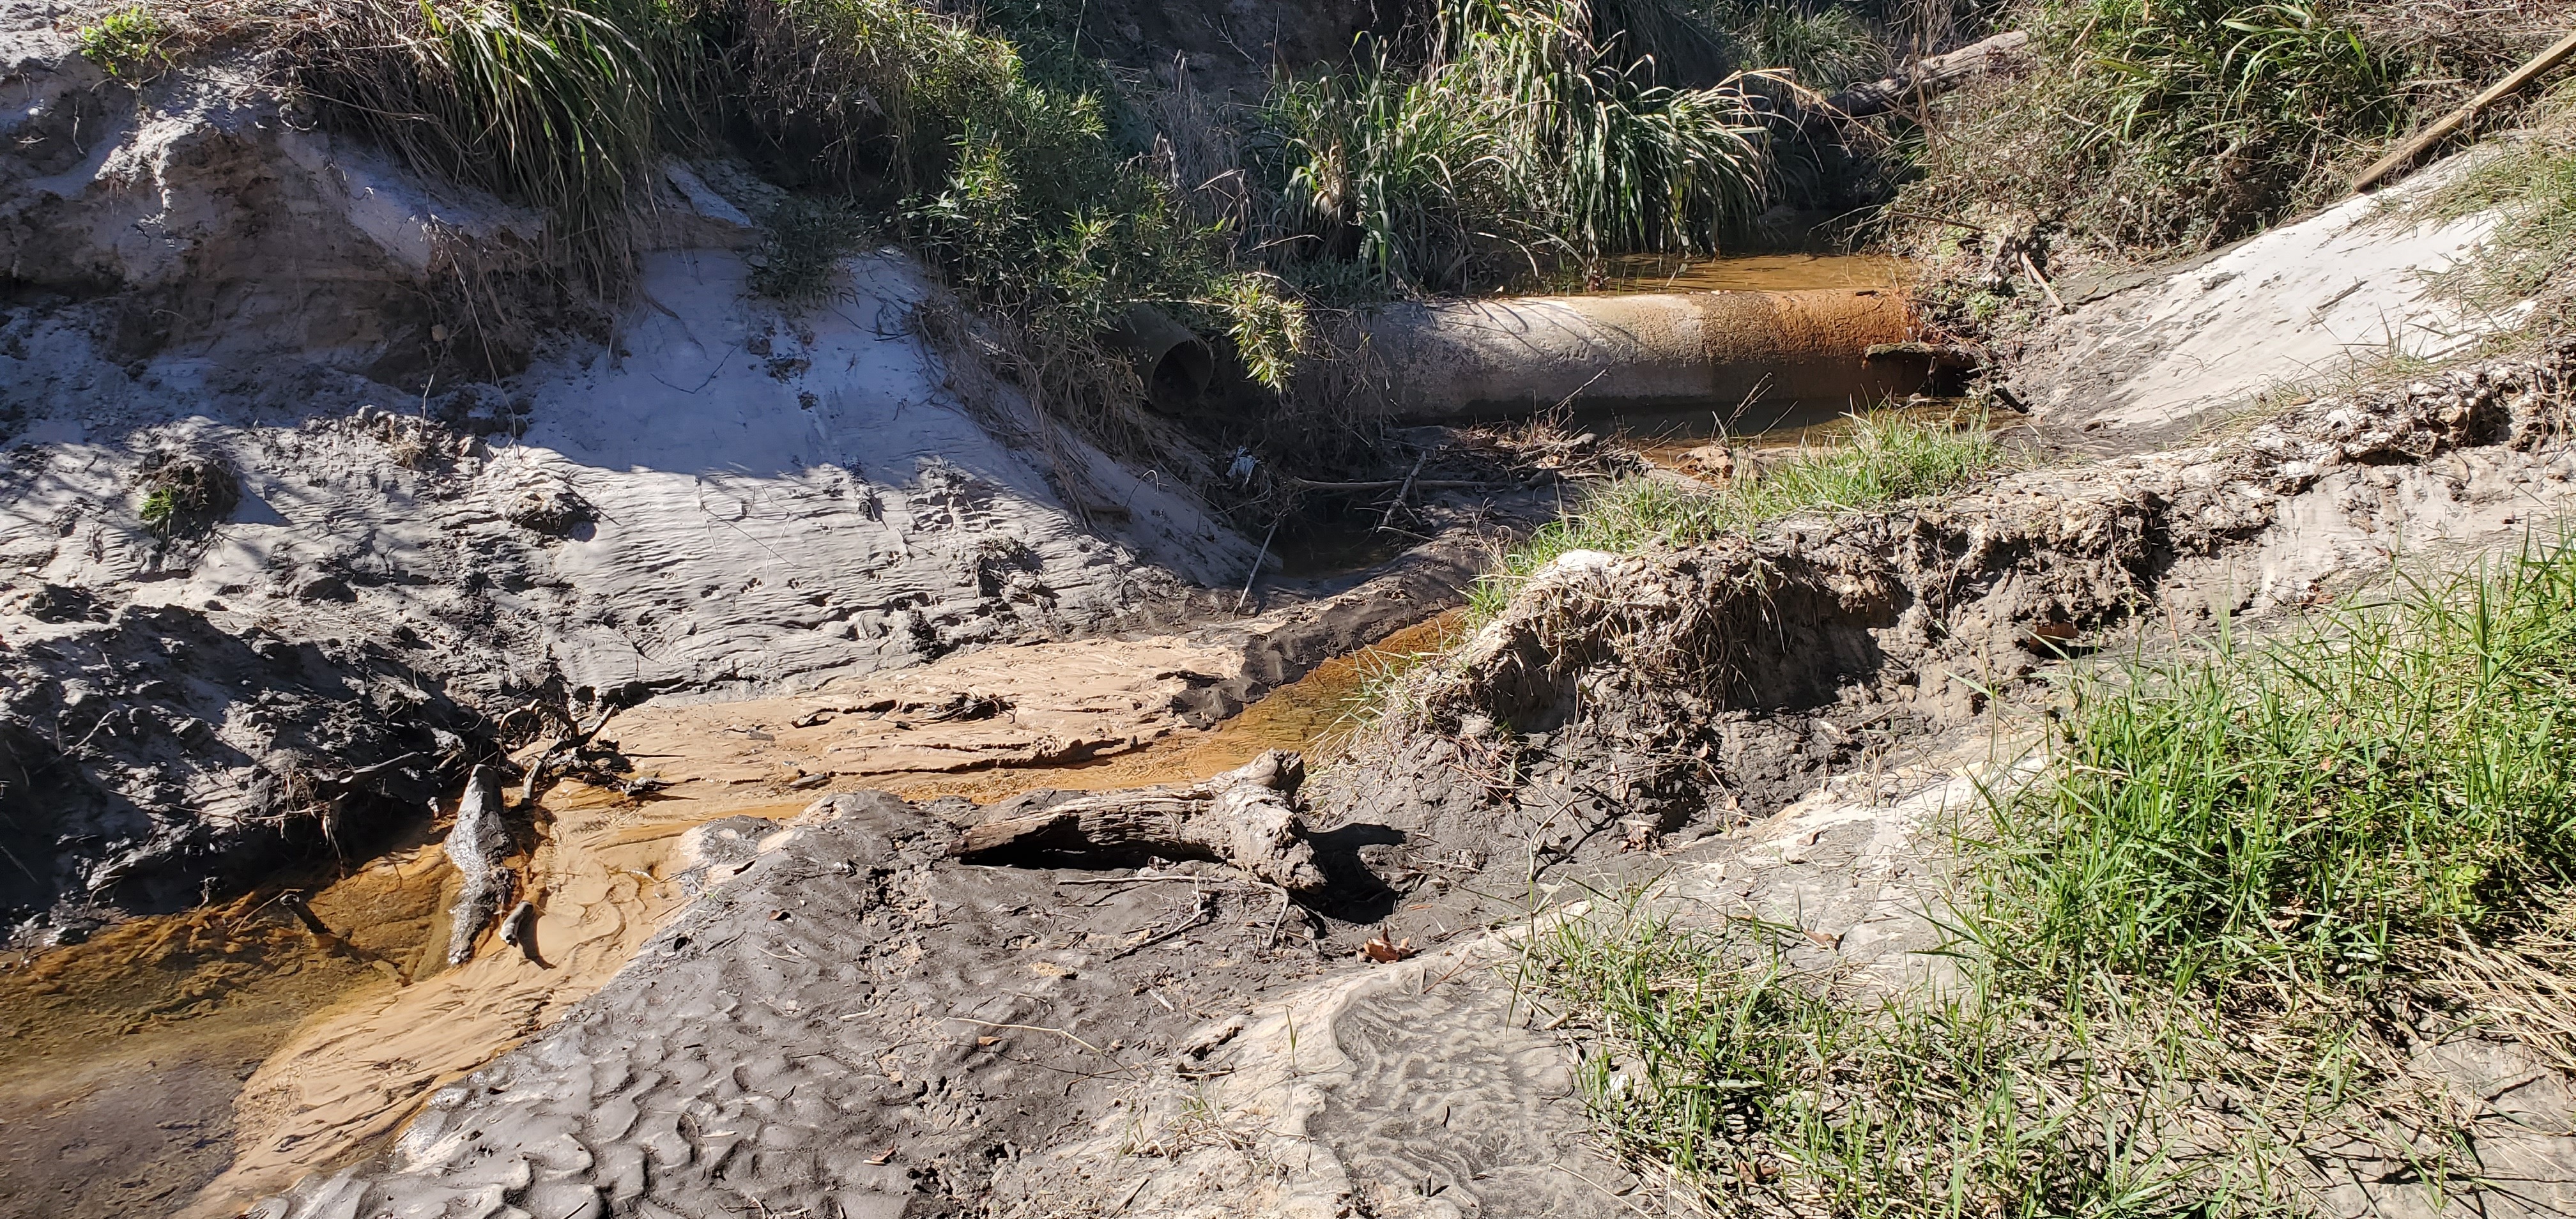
(0, 612), (1464, 1219)
(1591, 250), (1908, 294)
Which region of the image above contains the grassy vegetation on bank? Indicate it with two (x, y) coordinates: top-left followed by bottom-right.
(1883, 0), (2566, 341)
(1528, 537), (2576, 1213)
(1468, 411), (2002, 618)
(1263, 0), (1774, 298)
(2426, 79), (2576, 348)
(275, 0), (1295, 394)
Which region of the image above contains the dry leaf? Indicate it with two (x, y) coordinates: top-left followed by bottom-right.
(1360, 935), (1415, 963)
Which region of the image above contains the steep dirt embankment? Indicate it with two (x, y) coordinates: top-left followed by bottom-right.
(0, 13), (1277, 933)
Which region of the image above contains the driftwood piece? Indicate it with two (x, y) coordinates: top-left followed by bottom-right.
(955, 750), (1328, 895)
(443, 764), (516, 965)
(1818, 30), (2030, 123)
(2352, 28), (2576, 194)
(499, 899), (543, 965)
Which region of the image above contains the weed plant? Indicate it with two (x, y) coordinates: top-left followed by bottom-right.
(77, 4), (170, 80)
(1468, 411), (1999, 617)
(1528, 539), (2576, 1214)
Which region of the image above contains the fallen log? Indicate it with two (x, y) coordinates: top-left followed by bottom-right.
(443, 764), (516, 965)
(954, 750), (1328, 895)
(1814, 30), (2030, 123)
(2352, 28), (2576, 194)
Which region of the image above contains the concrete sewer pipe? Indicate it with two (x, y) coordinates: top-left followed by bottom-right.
(1352, 288), (1925, 422)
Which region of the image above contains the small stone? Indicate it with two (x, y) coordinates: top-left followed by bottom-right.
(290, 574), (355, 602)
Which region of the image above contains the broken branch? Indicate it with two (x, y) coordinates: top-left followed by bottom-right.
(954, 751), (1328, 895)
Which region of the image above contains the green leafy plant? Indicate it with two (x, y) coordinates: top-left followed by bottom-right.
(78, 4), (169, 81)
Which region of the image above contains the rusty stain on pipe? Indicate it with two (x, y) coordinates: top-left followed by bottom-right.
(1355, 288), (1922, 420)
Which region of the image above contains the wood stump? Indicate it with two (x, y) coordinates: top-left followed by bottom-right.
(954, 750), (1328, 896)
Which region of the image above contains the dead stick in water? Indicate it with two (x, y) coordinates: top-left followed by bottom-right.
(2353, 29), (2576, 194)
(1376, 451), (1430, 533)
(279, 891), (334, 938)
(1235, 516), (1281, 615)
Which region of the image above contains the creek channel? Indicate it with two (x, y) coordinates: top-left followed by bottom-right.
(0, 253), (1916, 1219)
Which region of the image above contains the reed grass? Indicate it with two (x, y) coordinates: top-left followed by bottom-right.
(1266, 0), (1775, 295)
(289, 1), (678, 291)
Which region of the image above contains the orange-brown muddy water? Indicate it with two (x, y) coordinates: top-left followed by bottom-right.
(1592, 251), (1908, 294)
(1, 611), (1460, 1219)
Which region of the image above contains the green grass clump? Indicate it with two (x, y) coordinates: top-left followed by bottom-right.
(1264, 0), (1775, 296)
(747, 196), (871, 306)
(291, 1), (677, 291)
(137, 487), (180, 532)
(1698, 0), (1890, 93)
(1899, 0), (2410, 257)
(1469, 411), (1998, 617)
(1978, 540), (2576, 994)
(77, 4), (169, 81)
(1533, 912), (2203, 1216)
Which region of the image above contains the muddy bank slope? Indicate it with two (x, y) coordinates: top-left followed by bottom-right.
(259, 330), (2576, 1217)
(0, 12), (1267, 932)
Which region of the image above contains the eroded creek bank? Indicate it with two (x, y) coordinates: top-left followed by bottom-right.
(206, 337), (2576, 1219)
(0, 247), (1911, 1216)
(16, 217), (2568, 1219)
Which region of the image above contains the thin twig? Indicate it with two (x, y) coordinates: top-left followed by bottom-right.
(1235, 516), (1281, 615)
(1376, 450), (1430, 533)
(952, 1017), (1119, 1061)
